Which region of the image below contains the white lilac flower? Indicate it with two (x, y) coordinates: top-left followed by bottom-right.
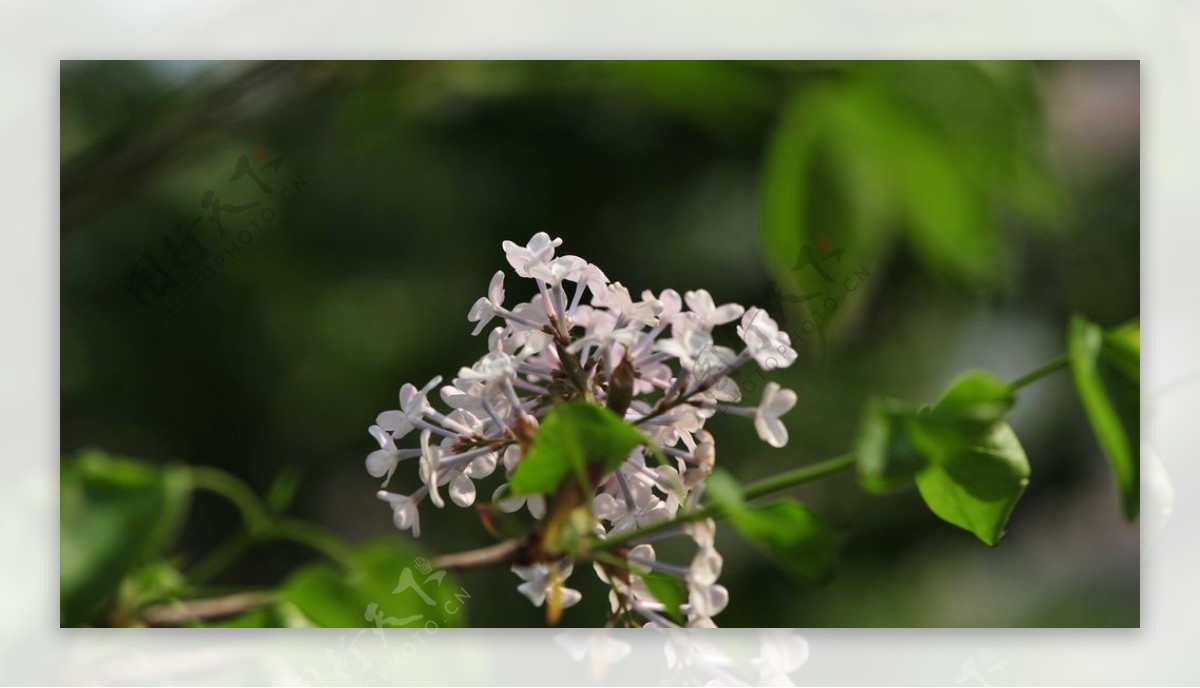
(467, 270), (506, 336)
(376, 376), (442, 440)
(528, 254), (588, 287)
(512, 560), (583, 609)
(377, 490), (421, 537)
(503, 232), (563, 277)
(493, 483), (547, 519)
(684, 289), (745, 328)
(755, 382), (798, 448)
(366, 424), (406, 481)
(737, 307), (798, 370)
(655, 319), (716, 372)
(365, 233), (803, 627)
(417, 429), (445, 508)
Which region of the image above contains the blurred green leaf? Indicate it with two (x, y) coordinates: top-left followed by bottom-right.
(60, 451), (191, 626)
(914, 423), (1030, 546)
(861, 61), (1069, 229)
(639, 571), (687, 625)
(760, 65), (1066, 357)
(1068, 315), (1140, 519)
(839, 81), (1001, 287)
(510, 401), (649, 496)
(703, 469), (745, 514)
(705, 470), (840, 582)
(760, 83), (894, 356)
(854, 398), (927, 493)
(117, 560), (189, 615)
(266, 467), (304, 514)
(576, 61), (778, 139)
(730, 501), (841, 582)
(280, 541), (466, 628)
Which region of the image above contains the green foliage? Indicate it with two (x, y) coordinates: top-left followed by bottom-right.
(60, 450), (191, 626)
(639, 570), (687, 624)
(732, 501), (842, 582)
(854, 371), (1030, 545)
(759, 63), (1066, 354)
(266, 466), (304, 513)
(913, 423), (1030, 547)
(706, 470), (841, 581)
(274, 542), (467, 628)
(117, 560), (189, 613)
(854, 398), (928, 493)
(1068, 316), (1140, 519)
(509, 401), (651, 495)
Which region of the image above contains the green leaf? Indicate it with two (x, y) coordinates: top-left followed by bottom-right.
(266, 467), (304, 513)
(730, 501), (841, 582)
(854, 398), (927, 493)
(759, 83), (894, 356)
(914, 423), (1030, 546)
(60, 450), (191, 626)
(860, 61), (1069, 231)
(117, 560), (189, 614)
(703, 469), (745, 514)
(1069, 315), (1140, 519)
(704, 470), (840, 581)
(854, 370), (1029, 544)
(509, 401), (650, 496)
(583, 61), (777, 140)
(856, 371), (1013, 493)
(280, 541), (467, 628)
(639, 571), (687, 624)
(931, 370), (1015, 424)
(906, 370), (1019, 468)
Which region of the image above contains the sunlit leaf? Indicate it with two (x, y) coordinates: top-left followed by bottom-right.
(914, 423), (1030, 546)
(510, 401), (649, 496)
(854, 370), (1029, 544)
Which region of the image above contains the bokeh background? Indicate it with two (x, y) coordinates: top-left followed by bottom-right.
(60, 60), (1139, 628)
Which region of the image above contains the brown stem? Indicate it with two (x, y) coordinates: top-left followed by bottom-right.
(141, 591), (275, 626)
(432, 540), (523, 571)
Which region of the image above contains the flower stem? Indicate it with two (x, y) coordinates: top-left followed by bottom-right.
(186, 467), (353, 583)
(741, 452), (856, 501)
(1010, 353), (1069, 391)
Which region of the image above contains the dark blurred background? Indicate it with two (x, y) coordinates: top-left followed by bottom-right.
(60, 60), (1139, 627)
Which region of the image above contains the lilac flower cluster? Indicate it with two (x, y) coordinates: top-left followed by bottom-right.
(369, 233), (798, 627)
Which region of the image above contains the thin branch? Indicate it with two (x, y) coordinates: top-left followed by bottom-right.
(141, 591), (275, 626)
(433, 540), (523, 571)
(1010, 353), (1069, 390)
